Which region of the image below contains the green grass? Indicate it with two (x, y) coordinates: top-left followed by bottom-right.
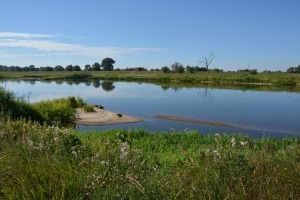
(1, 119), (299, 199)
(1, 71), (300, 88)
(1, 82), (300, 199)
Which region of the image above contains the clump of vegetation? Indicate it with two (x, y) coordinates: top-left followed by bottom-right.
(82, 104), (95, 112)
(0, 86), (44, 122)
(1, 123), (299, 199)
(33, 96), (86, 123)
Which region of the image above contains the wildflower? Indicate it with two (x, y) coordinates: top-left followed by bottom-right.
(239, 141), (247, 146)
(231, 137), (236, 147)
(72, 150), (77, 157)
(120, 142), (130, 157)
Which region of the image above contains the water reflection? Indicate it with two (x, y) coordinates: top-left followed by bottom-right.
(19, 79), (117, 92)
(102, 81), (115, 92)
(1, 79), (299, 138)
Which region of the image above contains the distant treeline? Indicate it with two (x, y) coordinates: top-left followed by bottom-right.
(0, 62), (299, 74)
(287, 65), (300, 73)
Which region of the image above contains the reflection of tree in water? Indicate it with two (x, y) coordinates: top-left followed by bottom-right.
(84, 81), (91, 86)
(54, 80), (64, 85)
(73, 80), (81, 85)
(92, 80), (101, 88)
(101, 81), (115, 92)
(161, 85), (170, 91)
(65, 80), (73, 85)
(203, 85), (214, 103)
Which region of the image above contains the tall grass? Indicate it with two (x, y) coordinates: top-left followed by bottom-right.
(1, 124), (299, 199)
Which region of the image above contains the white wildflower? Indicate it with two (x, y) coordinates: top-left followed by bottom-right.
(231, 137), (236, 147)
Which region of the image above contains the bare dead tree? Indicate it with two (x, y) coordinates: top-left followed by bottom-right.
(200, 52), (215, 73)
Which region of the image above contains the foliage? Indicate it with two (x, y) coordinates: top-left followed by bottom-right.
(161, 66), (171, 73)
(101, 57), (115, 71)
(1, 122), (299, 199)
(92, 62), (101, 71)
(287, 65), (300, 73)
(171, 62), (185, 73)
(0, 85), (44, 122)
(82, 104), (95, 112)
(33, 97), (84, 123)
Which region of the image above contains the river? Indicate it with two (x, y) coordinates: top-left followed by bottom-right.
(1, 79), (299, 138)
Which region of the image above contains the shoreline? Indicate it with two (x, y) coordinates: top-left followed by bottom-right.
(74, 108), (143, 126)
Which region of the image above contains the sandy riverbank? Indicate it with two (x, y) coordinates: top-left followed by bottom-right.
(74, 108), (143, 125)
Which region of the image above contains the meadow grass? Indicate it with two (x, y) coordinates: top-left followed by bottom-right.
(0, 82), (299, 199)
(1, 71), (300, 88)
(1, 120), (299, 199)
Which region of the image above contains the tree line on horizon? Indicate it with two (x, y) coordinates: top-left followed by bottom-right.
(0, 59), (299, 74)
(0, 57), (115, 72)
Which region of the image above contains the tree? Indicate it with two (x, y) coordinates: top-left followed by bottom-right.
(92, 62), (101, 71)
(28, 65), (36, 71)
(186, 65), (195, 73)
(101, 57), (115, 71)
(161, 66), (171, 73)
(200, 52), (215, 73)
(73, 65), (81, 71)
(84, 64), (92, 71)
(65, 65), (73, 71)
(54, 65), (65, 71)
(171, 62), (185, 73)
(287, 65), (300, 73)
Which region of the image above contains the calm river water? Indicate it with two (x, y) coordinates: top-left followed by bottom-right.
(1, 80), (300, 138)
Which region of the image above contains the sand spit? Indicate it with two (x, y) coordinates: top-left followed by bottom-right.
(74, 108), (143, 125)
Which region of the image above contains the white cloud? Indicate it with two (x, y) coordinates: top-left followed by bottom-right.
(0, 32), (55, 38)
(0, 32), (167, 59)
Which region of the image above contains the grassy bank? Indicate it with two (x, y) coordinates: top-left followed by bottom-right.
(1, 71), (300, 88)
(0, 120), (299, 199)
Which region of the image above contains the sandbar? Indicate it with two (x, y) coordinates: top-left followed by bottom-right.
(153, 115), (236, 128)
(74, 108), (143, 125)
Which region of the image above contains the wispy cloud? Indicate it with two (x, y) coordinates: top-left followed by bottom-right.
(0, 32), (166, 59)
(0, 32), (56, 38)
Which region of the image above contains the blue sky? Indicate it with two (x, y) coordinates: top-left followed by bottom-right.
(0, 0), (299, 71)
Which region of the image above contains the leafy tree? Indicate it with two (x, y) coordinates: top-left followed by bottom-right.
(54, 65), (65, 71)
(40, 66), (53, 71)
(171, 62), (185, 73)
(186, 65), (196, 73)
(92, 62), (101, 71)
(65, 65), (73, 71)
(28, 65), (36, 71)
(73, 65), (81, 71)
(161, 66), (171, 73)
(287, 65), (300, 73)
(84, 64), (92, 71)
(101, 57), (115, 71)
